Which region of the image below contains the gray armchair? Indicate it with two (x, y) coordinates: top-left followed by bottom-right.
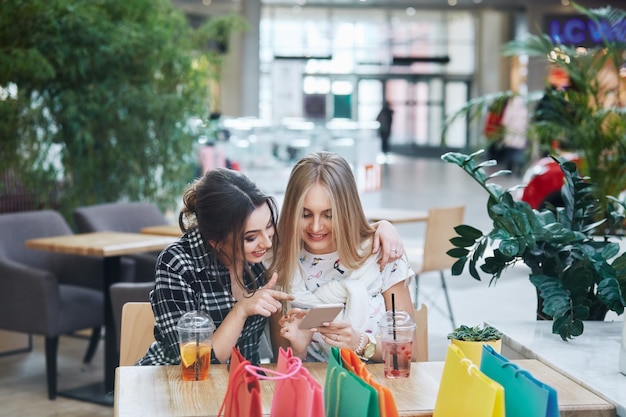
(109, 281), (154, 354)
(0, 210), (105, 400)
(73, 202), (169, 283)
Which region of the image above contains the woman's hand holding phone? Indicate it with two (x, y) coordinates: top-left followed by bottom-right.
(296, 303), (344, 330)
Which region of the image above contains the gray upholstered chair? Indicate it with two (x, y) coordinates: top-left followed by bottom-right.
(0, 210), (105, 399)
(109, 282), (275, 364)
(109, 281), (154, 355)
(73, 202), (169, 283)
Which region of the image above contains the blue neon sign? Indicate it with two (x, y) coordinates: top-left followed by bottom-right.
(544, 14), (626, 48)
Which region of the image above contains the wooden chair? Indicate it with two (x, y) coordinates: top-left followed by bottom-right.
(119, 302), (155, 366)
(413, 303), (429, 362)
(409, 205), (465, 330)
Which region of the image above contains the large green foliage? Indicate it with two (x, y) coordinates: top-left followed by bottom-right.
(442, 3), (626, 222)
(502, 3), (626, 207)
(442, 150), (626, 341)
(0, 0), (226, 219)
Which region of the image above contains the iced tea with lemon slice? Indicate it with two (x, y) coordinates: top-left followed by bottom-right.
(176, 310), (215, 381)
(180, 341), (212, 381)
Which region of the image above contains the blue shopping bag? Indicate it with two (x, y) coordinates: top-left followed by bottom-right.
(480, 345), (559, 417)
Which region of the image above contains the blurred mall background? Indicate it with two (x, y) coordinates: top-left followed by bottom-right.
(170, 0), (612, 157)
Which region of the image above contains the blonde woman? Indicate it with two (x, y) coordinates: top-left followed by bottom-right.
(273, 151), (414, 363)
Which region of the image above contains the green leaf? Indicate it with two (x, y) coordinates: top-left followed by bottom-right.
(450, 236), (477, 248)
(596, 278), (625, 314)
(474, 159), (498, 171)
(601, 242), (620, 260)
(481, 256), (506, 275)
(552, 315), (584, 341)
(441, 152), (468, 166)
(451, 257), (467, 276)
(490, 229), (511, 240)
(493, 216), (519, 235)
(499, 239), (520, 257)
(511, 211), (533, 234)
(468, 260), (481, 281)
(454, 224), (483, 240)
(485, 183), (505, 199)
(486, 169), (512, 180)
(611, 252), (626, 273)
(448, 324), (502, 341)
(447, 247), (470, 258)
(530, 274), (571, 317)
(473, 239), (488, 261)
(572, 304), (589, 319)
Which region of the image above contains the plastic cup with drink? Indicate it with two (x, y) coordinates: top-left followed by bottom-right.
(379, 309), (415, 378)
(176, 310), (215, 381)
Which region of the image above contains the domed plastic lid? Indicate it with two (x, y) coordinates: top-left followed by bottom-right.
(176, 310), (216, 332)
(380, 310), (415, 331)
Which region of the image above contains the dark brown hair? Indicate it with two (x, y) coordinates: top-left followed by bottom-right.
(179, 168), (279, 289)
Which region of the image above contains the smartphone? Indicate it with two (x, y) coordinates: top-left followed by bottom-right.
(298, 303), (344, 330)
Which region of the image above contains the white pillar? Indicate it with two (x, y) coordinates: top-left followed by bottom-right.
(220, 0), (260, 117)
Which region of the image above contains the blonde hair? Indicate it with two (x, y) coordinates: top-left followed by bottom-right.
(274, 152), (375, 292)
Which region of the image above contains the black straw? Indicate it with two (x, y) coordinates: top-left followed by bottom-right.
(195, 293), (200, 380)
(391, 293), (399, 371)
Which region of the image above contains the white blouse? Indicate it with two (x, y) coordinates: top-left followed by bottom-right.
(293, 249), (414, 362)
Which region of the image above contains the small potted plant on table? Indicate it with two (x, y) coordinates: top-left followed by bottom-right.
(447, 324), (503, 364)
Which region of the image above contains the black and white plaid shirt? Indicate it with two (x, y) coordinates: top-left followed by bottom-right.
(136, 228), (267, 366)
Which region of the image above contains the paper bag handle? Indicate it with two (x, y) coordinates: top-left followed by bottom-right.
(244, 356), (303, 381)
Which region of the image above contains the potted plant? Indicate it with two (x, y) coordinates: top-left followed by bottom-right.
(441, 150), (626, 341)
(502, 3), (626, 221)
(447, 324), (503, 364)
(0, 1), (248, 221)
(441, 3), (626, 231)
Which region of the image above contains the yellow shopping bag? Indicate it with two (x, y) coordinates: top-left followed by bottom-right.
(433, 344), (505, 417)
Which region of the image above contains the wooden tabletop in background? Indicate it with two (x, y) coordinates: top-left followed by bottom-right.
(26, 231), (176, 257)
(140, 225), (183, 237)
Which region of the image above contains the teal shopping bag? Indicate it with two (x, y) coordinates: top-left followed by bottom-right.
(324, 346), (380, 417)
(480, 345), (559, 417)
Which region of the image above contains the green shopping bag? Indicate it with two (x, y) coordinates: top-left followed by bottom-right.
(324, 346), (380, 417)
(480, 345), (559, 417)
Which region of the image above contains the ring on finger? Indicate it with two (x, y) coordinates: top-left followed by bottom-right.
(391, 249), (398, 253)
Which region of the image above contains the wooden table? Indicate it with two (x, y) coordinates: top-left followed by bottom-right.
(114, 360), (615, 417)
(490, 320), (625, 417)
(140, 224), (183, 237)
(26, 232), (176, 406)
(365, 208), (428, 224)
